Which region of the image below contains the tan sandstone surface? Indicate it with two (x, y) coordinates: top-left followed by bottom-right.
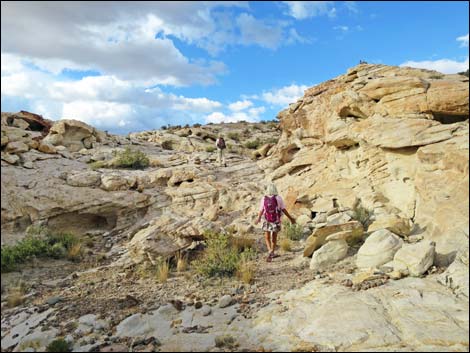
(1, 64), (468, 352)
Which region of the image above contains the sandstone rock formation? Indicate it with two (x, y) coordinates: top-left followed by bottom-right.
(262, 63), (468, 267)
(1, 64), (468, 352)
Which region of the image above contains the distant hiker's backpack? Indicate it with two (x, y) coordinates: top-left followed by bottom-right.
(217, 138), (226, 149)
(263, 195), (281, 223)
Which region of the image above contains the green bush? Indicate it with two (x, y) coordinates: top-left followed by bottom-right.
(193, 231), (255, 278)
(429, 73), (444, 79)
(205, 146), (216, 153)
(227, 132), (240, 141)
(193, 123), (202, 128)
(1, 230), (81, 273)
(281, 220), (303, 241)
(112, 147), (149, 169)
(244, 139), (262, 149)
(88, 160), (108, 170)
(458, 69), (469, 77)
(265, 137), (279, 145)
(46, 338), (71, 352)
(351, 200), (374, 230)
(161, 140), (174, 150)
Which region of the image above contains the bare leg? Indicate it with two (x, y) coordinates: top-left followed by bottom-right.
(264, 232), (272, 253)
(271, 232), (278, 254)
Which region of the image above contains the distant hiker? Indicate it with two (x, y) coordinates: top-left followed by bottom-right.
(215, 134), (227, 167)
(255, 183), (295, 262)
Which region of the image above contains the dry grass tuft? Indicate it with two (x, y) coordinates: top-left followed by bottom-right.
(156, 259), (170, 283)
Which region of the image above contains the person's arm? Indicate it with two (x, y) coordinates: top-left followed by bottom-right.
(282, 208), (295, 224)
(255, 198), (264, 224)
(255, 209), (264, 224)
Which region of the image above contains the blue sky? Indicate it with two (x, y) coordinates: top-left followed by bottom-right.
(1, 1), (468, 134)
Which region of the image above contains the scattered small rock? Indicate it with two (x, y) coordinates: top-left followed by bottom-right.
(201, 305), (212, 316)
(219, 295), (233, 308)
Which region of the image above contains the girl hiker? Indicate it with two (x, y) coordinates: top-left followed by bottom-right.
(215, 134), (227, 167)
(255, 183), (295, 262)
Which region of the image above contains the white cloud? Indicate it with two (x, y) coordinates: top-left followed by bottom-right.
(400, 57), (469, 74)
(1, 53), (223, 132)
(457, 34), (469, 47)
(261, 84), (310, 106)
(205, 103), (266, 124)
(62, 101), (134, 128)
(334, 25), (349, 33)
(205, 111), (253, 124)
(1, 2), (243, 85)
(236, 13), (284, 49)
(282, 1), (336, 20)
(228, 100), (253, 111)
(344, 1), (359, 13)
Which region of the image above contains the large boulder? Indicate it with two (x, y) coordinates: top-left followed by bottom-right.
(309, 239), (349, 270)
(66, 171), (102, 187)
(356, 229), (403, 269)
(393, 241), (436, 277)
(437, 248), (469, 298)
(43, 119), (97, 152)
(304, 221), (363, 257)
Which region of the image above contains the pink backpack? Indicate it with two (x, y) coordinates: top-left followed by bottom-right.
(263, 196), (281, 223)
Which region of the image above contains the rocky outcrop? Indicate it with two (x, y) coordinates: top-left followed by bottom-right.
(264, 63), (468, 267)
(43, 119), (100, 152)
(1, 64), (468, 352)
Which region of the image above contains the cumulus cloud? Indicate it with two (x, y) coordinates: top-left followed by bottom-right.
(457, 33), (469, 47)
(205, 103), (266, 124)
(228, 100), (253, 111)
(236, 13), (285, 49)
(282, 1), (336, 20)
(1, 2), (241, 85)
(1, 53), (223, 133)
(261, 84), (310, 106)
(334, 25), (349, 33)
(400, 57), (469, 74)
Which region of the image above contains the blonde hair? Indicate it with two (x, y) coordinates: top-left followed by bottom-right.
(266, 183), (278, 196)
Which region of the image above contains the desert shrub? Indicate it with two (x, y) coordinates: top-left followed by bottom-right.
(458, 69), (469, 77)
(227, 132), (240, 141)
(215, 335), (237, 349)
(230, 236), (255, 252)
(156, 258), (170, 283)
(265, 137), (279, 145)
(112, 147), (149, 169)
(7, 289), (26, 308)
(351, 199), (374, 230)
(244, 138), (262, 149)
(161, 140), (174, 150)
(88, 160), (109, 170)
(280, 238), (292, 252)
(67, 243), (83, 262)
(176, 252), (188, 272)
(205, 146), (216, 153)
(46, 338), (71, 352)
(281, 220), (303, 241)
(236, 250), (256, 284)
(1, 230), (81, 272)
(429, 73), (444, 79)
(193, 123), (202, 128)
(193, 231), (255, 278)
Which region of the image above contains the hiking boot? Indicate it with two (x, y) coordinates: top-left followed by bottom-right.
(266, 255), (272, 262)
